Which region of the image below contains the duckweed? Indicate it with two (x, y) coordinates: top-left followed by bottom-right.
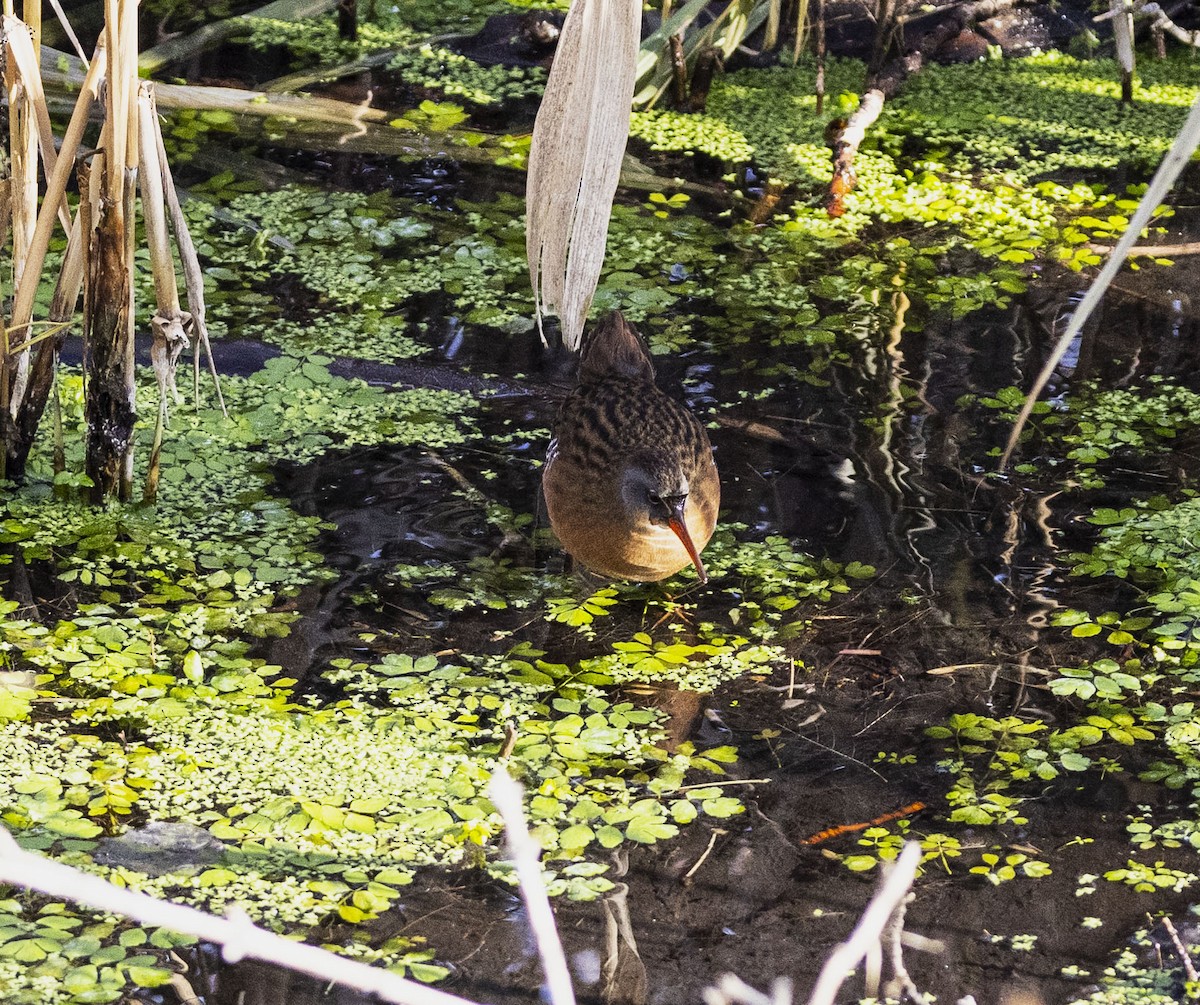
(629, 109), (755, 164)
(386, 44), (546, 107)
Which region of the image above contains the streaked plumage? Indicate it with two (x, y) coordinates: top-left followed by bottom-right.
(543, 311), (719, 582)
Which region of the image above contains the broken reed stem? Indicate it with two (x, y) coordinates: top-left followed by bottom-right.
(488, 768), (577, 1005)
(807, 842), (922, 1005)
(138, 83), (181, 321)
(669, 32), (688, 107)
(138, 81), (190, 503)
(813, 0), (826, 113)
(83, 0), (139, 501)
(1140, 2), (1200, 48)
(151, 88), (227, 416)
(51, 364), (65, 478)
(764, 0), (781, 49)
(0, 829), (481, 1005)
(3, 16), (73, 233)
(6, 197), (88, 483)
(143, 397), (165, 503)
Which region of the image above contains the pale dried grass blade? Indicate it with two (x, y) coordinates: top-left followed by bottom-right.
(999, 89), (1200, 469)
(526, 0), (641, 350)
(8, 42), (105, 417)
(46, 0), (88, 63)
(3, 16), (71, 232)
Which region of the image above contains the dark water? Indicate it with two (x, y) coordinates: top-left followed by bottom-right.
(184, 244), (1200, 1005)
(150, 44), (1200, 1005)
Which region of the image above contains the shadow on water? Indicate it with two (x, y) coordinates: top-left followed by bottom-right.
(186, 212), (1200, 1004)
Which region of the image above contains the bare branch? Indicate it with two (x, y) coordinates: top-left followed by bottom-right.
(0, 828), (481, 1005)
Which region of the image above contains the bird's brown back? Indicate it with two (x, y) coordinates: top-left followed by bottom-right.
(543, 311), (719, 581)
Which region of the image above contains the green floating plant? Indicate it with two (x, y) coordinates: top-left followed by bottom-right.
(387, 47), (546, 107)
(629, 109), (755, 164)
(0, 898), (195, 1003)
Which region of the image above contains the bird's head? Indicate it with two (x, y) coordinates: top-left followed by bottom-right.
(620, 457), (708, 584)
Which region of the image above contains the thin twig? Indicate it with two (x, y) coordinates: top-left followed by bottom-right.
(1160, 916), (1199, 984)
(44, 0), (88, 62)
(886, 892), (933, 1005)
(999, 88), (1200, 469)
(683, 828), (726, 881)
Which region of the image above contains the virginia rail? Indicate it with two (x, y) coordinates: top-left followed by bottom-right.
(543, 311), (719, 583)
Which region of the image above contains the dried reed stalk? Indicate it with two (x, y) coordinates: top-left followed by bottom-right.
(151, 91), (227, 417)
(138, 81), (190, 503)
(3, 22), (95, 477)
(1000, 89), (1200, 468)
(7, 40), (105, 418)
(526, 0), (641, 350)
(4, 18), (38, 438)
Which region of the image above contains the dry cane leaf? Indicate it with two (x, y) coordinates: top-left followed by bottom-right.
(526, 0), (641, 350)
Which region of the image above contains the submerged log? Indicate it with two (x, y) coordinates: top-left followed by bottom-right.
(137, 0), (338, 76)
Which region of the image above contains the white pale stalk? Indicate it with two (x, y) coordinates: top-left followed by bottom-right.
(1001, 88), (1200, 467)
(0, 830), (481, 1005)
(489, 768), (577, 1005)
(526, 0), (641, 350)
(137, 83), (181, 316)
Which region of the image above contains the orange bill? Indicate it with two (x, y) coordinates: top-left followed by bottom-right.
(667, 497), (708, 584)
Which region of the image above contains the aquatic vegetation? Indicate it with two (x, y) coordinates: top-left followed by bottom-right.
(1066, 932), (1190, 1004)
(382, 0), (550, 35)
(0, 897), (196, 1001)
(386, 44), (546, 107)
(970, 850), (1052, 885)
(629, 109), (755, 164)
(241, 15), (421, 66)
(190, 185), (536, 350)
(703, 53), (1180, 283)
(700, 528), (873, 639)
(240, 314), (426, 364)
(0, 341), (877, 1000)
(0, 358), (484, 998)
(886, 51), (1197, 179)
(388, 556), (566, 613)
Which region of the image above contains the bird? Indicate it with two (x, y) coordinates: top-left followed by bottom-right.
(542, 311), (719, 583)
